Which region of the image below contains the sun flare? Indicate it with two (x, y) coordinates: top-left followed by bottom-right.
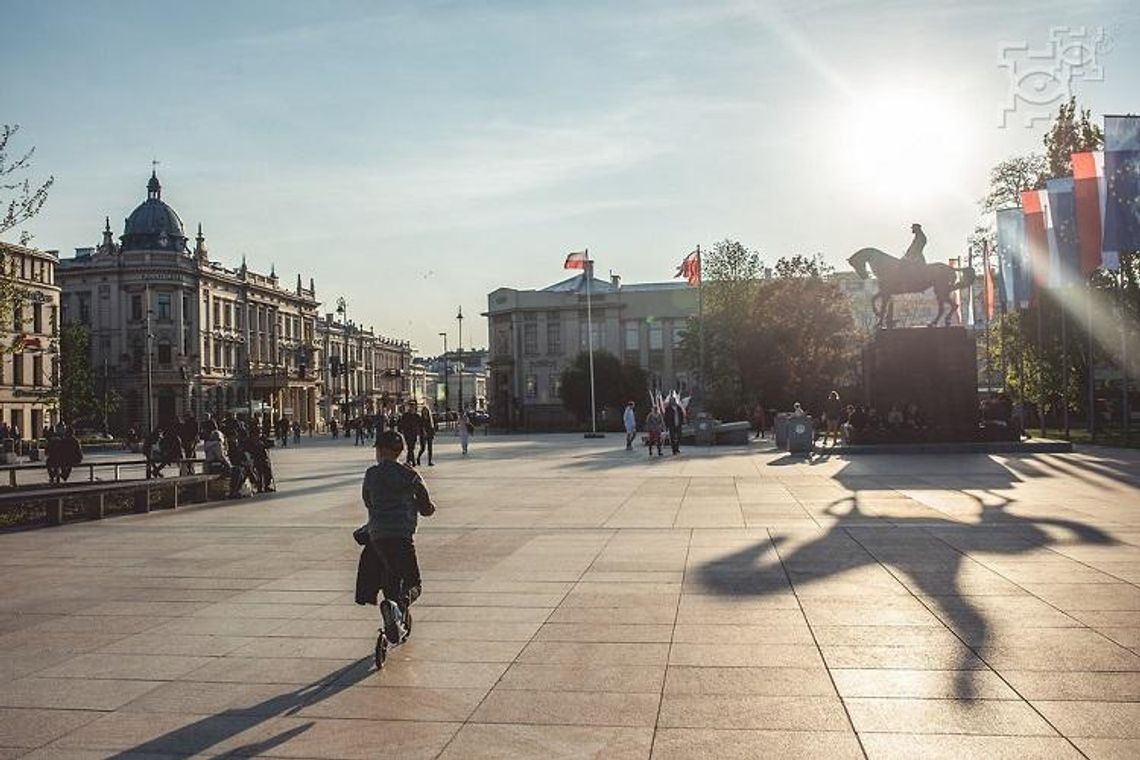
(841, 87), (972, 203)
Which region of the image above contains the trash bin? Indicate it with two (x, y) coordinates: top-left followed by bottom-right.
(774, 413), (791, 449)
(787, 416), (814, 455)
(695, 418), (716, 446)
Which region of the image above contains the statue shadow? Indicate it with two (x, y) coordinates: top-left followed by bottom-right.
(696, 459), (1115, 700)
(105, 657), (374, 758)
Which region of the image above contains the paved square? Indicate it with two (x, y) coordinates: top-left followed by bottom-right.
(2, 434), (1139, 758)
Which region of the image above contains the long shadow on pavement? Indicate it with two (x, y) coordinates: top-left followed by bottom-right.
(106, 657), (374, 758)
(696, 456), (1115, 700)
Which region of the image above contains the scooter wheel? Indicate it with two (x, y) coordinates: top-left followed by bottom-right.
(374, 633), (388, 669)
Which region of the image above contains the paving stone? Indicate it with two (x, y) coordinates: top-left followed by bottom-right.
(0, 707), (103, 748)
(1032, 701), (1140, 738)
(830, 668), (1019, 699)
(439, 723), (653, 759)
(664, 666), (835, 696)
(859, 733), (1083, 759)
(472, 689), (661, 726)
(845, 697), (1058, 735)
(650, 728), (863, 759)
(658, 694), (849, 730)
(497, 663), (665, 693)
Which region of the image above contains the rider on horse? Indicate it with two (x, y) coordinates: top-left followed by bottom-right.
(902, 223), (926, 266)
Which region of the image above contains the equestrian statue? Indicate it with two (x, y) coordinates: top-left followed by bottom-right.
(847, 223), (976, 329)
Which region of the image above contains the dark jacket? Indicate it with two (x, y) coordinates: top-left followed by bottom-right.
(46, 434), (82, 467)
(397, 411), (422, 442)
(362, 459), (429, 538)
(355, 539), (383, 605)
(663, 404), (684, 431)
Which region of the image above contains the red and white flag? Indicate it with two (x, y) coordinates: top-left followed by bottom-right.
(564, 251), (590, 270)
(675, 249), (700, 286)
(1072, 150), (1106, 275)
(1021, 189), (1050, 301)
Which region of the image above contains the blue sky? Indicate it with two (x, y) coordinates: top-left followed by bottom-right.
(3, 0), (1137, 351)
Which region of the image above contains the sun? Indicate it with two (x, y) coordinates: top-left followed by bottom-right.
(840, 86), (972, 203)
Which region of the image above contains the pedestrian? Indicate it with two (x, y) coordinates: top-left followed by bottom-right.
(752, 402), (767, 439)
(178, 414), (199, 459)
(355, 416), (367, 446)
(417, 405), (435, 466)
(397, 403), (422, 466)
(823, 391), (842, 446)
(292, 420), (301, 445)
(458, 411), (471, 455)
(663, 398), (684, 455)
(645, 406), (664, 457)
(360, 431), (436, 648)
(45, 423), (83, 484)
(623, 401), (637, 451)
(330, 418), (339, 438)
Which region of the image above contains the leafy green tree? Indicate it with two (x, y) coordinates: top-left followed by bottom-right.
(46, 323), (119, 429)
(980, 154), (1047, 212)
(739, 262), (856, 413)
(559, 351), (649, 426)
(1043, 97), (1104, 178)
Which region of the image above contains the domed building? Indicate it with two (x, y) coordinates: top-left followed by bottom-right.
(57, 172), (324, 432)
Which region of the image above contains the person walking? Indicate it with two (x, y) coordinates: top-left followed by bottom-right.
(292, 420), (301, 445)
(45, 423), (82, 484)
(458, 411), (471, 455)
(330, 418), (338, 438)
(397, 403), (423, 466)
(178, 414), (199, 459)
(663, 398), (684, 455)
(752, 402), (767, 440)
(823, 391), (842, 446)
(623, 401), (637, 451)
(417, 405), (435, 466)
(645, 406), (664, 457)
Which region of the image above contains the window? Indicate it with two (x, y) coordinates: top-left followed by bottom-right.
(12, 303), (21, 331)
(213, 298), (221, 326)
(156, 293), (172, 321)
(32, 355), (42, 387)
(213, 342), (222, 369)
(648, 322), (664, 371)
(580, 320), (603, 351)
(550, 374), (561, 399)
(523, 323), (538, 356)
(157, 342), (172, 365)
(672, 320), (686, 348)
(224, 303), (232, 328)
(78, 294), (91, 326)
(131, 294), (143, 321)
(525, 374), (537, 399)
(12, 353), (24, 386)
(546, 321), (561, 355)
(32, 304), (42, 334)
(624, 321), (639, 350)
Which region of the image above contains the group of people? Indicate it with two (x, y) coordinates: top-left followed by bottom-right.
(623, 399), (685, 457)
(815, 390), (929, 446)
(200, 414), (276, 498)
(44, 423), (83, 484)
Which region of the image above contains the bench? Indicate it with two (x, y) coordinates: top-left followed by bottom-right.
(0, 459), (151, 488)
(0, 472), (227, 527)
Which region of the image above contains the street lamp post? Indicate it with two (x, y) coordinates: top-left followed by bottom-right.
(336, 298), (349, 424)
(439, 332), (448, 421)
(456, 306), (464, 417)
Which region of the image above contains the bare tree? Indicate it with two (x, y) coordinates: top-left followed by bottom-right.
(1, 124), (54, 245)
(980, 153), (1046, 213)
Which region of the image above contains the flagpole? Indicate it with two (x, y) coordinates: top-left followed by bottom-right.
(585, 250), (600, 437)
(1088, 279), (1096, 441)
(697, 244), (704, 411)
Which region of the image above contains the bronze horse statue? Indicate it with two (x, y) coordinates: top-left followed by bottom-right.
(848, 247), (976, 329)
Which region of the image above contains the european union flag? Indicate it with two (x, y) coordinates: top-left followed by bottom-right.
(1103, 115), (1140, 269)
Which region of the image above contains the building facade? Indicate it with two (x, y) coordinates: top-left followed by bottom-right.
(315, 314), (411, 426)
(58, 172), (321, 432)
(485, 273), (697, 429)
(0, 242), (61, 437)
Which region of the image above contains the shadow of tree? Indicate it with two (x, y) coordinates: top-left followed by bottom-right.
(107, 657), (374, 758)
(696, 459), (1115, 700)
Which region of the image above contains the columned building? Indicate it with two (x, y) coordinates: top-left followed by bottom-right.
(485, 272), (697, 430)
(315, 315), (411, 427)
(57, 172), (321, 432)
(0, 241), (61, 438)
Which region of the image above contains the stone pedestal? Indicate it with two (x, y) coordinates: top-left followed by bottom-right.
(862, 327), (977, 439)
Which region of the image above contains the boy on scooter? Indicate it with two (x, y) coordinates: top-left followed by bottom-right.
(362, 430), (436, 650)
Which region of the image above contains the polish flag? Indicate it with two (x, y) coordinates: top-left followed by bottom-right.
(1072, 151), (1106, 275)
(564, 251), (590, 270)
(675, 249), (700, 286)
(1021, 189), (1049, 301)
(983, 241), (996, 320)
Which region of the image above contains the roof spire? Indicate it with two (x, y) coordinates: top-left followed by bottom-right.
(147, 164), (161, 200)
(270, 262), (276, 279)
(100, 216), (115, 253)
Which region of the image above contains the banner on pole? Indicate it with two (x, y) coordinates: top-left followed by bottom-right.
(996, 207), (1030, 308)
(1073, 151), (1107, 275)
(1046, 176), (1081, 286)
(1103, 114), (1140, 270)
